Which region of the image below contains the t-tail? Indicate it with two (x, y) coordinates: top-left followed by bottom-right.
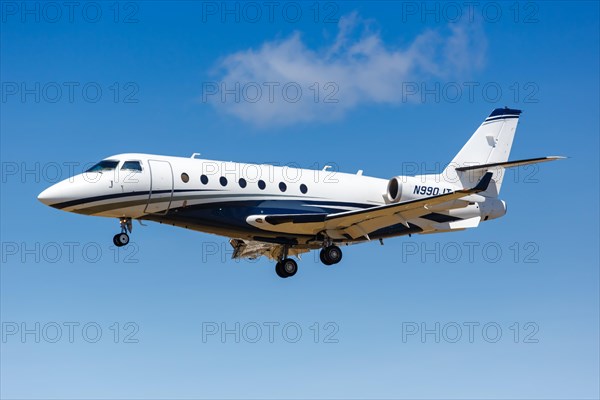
(441, 107), (564, 197)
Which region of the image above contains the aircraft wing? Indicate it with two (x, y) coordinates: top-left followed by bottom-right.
(246, 172), (493, 240)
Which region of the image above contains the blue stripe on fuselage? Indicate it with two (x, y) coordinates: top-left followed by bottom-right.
(144, 200), (422, 241)
(154, 199), (370, 231)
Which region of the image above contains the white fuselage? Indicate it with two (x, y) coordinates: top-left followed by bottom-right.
(38, 153), (505, 244)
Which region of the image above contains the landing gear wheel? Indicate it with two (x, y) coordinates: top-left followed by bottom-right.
(281, 258), (298, 277)
(113, 233), (129, 247)
(320, 249), (332, 265)
(275, 262), (286, 278)
(275, 258), (298, 278)
(320, 245), (342, 265)
(113, 217), (132, 247)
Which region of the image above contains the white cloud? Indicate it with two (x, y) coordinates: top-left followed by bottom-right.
(204, 13), (487, 127)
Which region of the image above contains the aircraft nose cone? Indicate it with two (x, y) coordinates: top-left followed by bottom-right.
(37, 184), (62, 208)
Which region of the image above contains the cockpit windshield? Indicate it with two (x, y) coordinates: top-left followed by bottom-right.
(86, 160), (119, 173)
(121, 161), (142, 171)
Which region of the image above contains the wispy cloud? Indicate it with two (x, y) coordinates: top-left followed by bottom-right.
(203, 13), (487, 127)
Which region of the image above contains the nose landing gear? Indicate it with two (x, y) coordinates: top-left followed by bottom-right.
(113, 217), (132, 247)
(113, 232), (129, 247)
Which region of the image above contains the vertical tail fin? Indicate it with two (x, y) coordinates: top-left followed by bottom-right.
(442, 108), (521, 196)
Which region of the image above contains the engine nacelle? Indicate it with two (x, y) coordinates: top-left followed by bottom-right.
(386, 177), (403, 203)
(386, 176), (455, 203)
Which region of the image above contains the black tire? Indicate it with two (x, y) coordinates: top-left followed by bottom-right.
(320, 248), (333, 266)
(281, 258), (298, 277)
(275, 262), (287, 278)
(113, 234), (120, 247)
(116, 233), (129, 247)
(324, 245), (342, 265)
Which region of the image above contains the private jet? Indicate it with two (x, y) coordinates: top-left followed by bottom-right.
(38, 108), (563, 278)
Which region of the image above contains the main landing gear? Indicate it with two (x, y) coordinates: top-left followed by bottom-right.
(274, 245), (298, 278)
(274, 244), (343, 278)
(275, 258), (298, 278)
(320, 245), (343, 266)
(113, 217), (132, 247)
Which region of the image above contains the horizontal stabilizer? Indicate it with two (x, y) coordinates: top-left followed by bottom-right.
(455, 156), (565, 172)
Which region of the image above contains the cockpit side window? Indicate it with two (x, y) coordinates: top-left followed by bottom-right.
(121, 161), (143, 172)
(86, 160), (119, 172)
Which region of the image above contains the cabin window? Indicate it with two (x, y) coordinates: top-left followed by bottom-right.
(86, 160), (119, 172)
(121, 161), (142, 172)
(200, 175), (209, 185)
(181, 173), (189, 183)
(220, 177), (228, 186)
(258, 180), (266, 190)
(279, 182), (287, 192)
(300, 184), (308, 194)
(239, 178), (247, 188)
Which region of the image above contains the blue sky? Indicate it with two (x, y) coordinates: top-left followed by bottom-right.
(1, 1), (599, 398)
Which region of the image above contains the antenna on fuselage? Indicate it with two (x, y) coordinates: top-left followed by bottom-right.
(191, 152), (201, 159)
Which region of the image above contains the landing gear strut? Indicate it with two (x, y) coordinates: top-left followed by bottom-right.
(274, 246), (298, 278)
(113, 217), (131, 247)
(320, 245), (342, 266)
